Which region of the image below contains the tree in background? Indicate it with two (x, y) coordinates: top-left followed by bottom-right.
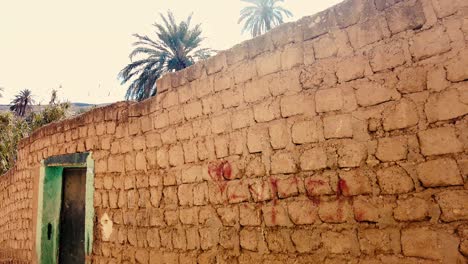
(238, 0), (293, 37)
(10, 89), (34, 117)
(0, 87), (3, 98)
(0, 90), (70, 174)
(29, 91), (70, 131)
(49, 89), (58, 105)
(119, 11), (213, 101)
(0, 112), (29, 173)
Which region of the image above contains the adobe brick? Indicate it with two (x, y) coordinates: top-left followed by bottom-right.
(240, 204), (261, 226)
(232, 108), (255, 129)
(281, 43), (304, 70)
(276, 176), (300, 198)
(431, 0), (457, 18)
(416, 158), (463, 187)
(269, 120), (290, 150)
(287, 200), (319, 225)
(226, 180), (250, 204)
(338, 141), (367, 168)
(280, 93), (315, 117)
(370, 41), (407, 72)
(247, 126), (269, 153)
(300, 147), (327, 171)
(205, 52), (226, 75)
(271, 152), (297, 174)
(376, 136), (408, 161)
(410, 26), (450, 61)
(322, 230), (359, 255)
(240, 228), (260, 251)
(359, 228), (401, 255)
(425, 88), (468, 123)
(347, 17), (386, 49)
(233, 60), (257, 84)
(319, 199), (353, 223)
(401, 227), (463, 261)
(447, 50), (468, 82)
(262, 204), (293, 227)
(302, 9), (337, 40)
(323, 114), (353, 139)
(338, 169), (372, 196)
(385, 0), (426, 34)
(248, 179), (272, 202)
(396, 67), (427, 94)
(383, 99), (419, 131)
(183, 101), (203, 120)
(244, 78), (271, 103)
(418, 127), (463, 156)
(394, 197), (430, 221)
(305, 174), (334, 196)
(291, 230), (320, 253)
(266, 229), (295, 253)
(336, 56), (368, 82)
(436, 190), (468, 221)
(291, 120), (320, 144)
(211, 114), (231, 134)
(377, 166), (414, 194)
(256, 51), (282, 77)
(254, 98), (281, 122)
(315, 88), (343, 112)
(354, 81), (398, 107)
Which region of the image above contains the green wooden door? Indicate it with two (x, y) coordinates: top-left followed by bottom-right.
(40, 167), (63, 264)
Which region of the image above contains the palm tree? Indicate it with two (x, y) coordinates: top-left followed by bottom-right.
(238, 0), (293, 37)
(119, 11), (213, 101)
(49, 89), (58, 105)
(10, 89), (34, 117)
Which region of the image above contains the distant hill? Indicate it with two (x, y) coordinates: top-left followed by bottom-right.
(0, 102), (106, 115)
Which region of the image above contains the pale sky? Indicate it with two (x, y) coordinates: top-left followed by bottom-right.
(0, 0), (342, 105)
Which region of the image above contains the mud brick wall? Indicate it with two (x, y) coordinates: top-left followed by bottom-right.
(1, 0), (468, 263)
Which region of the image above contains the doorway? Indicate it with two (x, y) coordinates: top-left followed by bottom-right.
(59, 168), (86, 263)
(36, 152), (94, 264)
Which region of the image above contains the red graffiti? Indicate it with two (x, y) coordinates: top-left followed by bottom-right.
(336, 197), (347, 221)
(337, 179), (349, 197)
(307, 195), (321, 206)
(354, 210), (365, 222)
(305, 179), (326, 195)
(269, 177), (279, 205)
(208, 160), (232, 194)
(222, 162), (232, 180)
(248, 184), (261, 201)
(229, 192), (247, 202)
(271, 206), (277, 225)
(269, 177), (278, 196)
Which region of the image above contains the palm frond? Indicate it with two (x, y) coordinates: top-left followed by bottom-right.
(238, 0), (293, 37)
(119, 11), (213, 101)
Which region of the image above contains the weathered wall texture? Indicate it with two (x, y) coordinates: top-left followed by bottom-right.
(1, 0), (468, 262)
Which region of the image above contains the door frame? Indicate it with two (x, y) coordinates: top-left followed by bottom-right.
(36, 152), (95, 264)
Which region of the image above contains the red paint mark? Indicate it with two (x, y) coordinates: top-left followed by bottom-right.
(271, 206), (277, 224)
(337, 179), (349, 197)
(269, 177), (278, 196)
(336, 197), (347, 221)
(208, 160), (232, 194)
(307, 195), (321, 206)
(222, 162), (232, 180)
(292, 176), (299, 185)
(355, 210), (365, 222)
(305, 179), (326, 195)
(229, 193), (245, 201)
(269, 177), (279, 205)
(248, 184), (262, 201)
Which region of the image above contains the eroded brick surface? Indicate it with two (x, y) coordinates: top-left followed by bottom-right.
(2, 0), (468, 263)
